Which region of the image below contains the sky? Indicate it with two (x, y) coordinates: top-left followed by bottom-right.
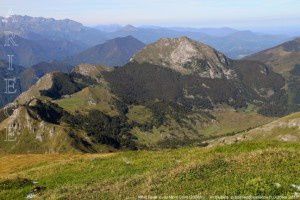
(0, 0), (299, 32)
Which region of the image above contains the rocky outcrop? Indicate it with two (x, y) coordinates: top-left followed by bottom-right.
(131, 37), (236, 79)
(0, 99), (97, 153)
(72, 64), (112, 83)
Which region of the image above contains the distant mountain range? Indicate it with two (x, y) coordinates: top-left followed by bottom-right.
(0, 15), (108, 67)
(99, 24), (290, 58)
(0, 15), (107, 46)
(0, 15), (291, 66)
(101, 25), (241, 39)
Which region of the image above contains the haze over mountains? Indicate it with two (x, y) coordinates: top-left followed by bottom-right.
(0, 15), (107, 46)
(97, 24), (290, 59)
(0, 15), (291, 68)
(0, 34), (85, 67)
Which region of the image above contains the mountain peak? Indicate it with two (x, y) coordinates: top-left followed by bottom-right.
(122, 24), (138, 31)
(131, 37), (235, 79)
(109, 35), (140, 43)
(122, 35), (137, 40)
(155, 36), (195, 45)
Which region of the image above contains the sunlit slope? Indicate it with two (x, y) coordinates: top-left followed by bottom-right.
(207, 112), (300, 146)
(246, 38), (300, 111)
(0, 141), (299, 199)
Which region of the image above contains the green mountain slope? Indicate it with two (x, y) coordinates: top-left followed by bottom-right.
(245, 38), (300, 74)
(0, 106), (298, 197)
(207, 112), (300, 146)
(0, 37), (290, 152)
(246, 38), (300, 111)
(0, 140), (299, 199)
(16, 71), (92, 104)
(0, 98), (111, 153)
(109, 37), (287, 116)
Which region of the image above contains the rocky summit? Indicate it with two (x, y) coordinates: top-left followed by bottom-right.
(131, 37), (235, 79)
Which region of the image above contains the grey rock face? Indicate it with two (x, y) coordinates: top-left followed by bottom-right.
(131, 37), (236, 79)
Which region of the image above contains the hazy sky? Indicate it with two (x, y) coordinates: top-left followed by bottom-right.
(0, 0), (299, 29)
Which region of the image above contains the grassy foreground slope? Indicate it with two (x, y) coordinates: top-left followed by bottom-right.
(207, 112), (300, 146)
(0, 141), (299, 199)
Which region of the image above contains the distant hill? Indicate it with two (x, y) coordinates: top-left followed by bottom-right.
(246, 38), (300, 111)
(203, 31), (290, 59)
(245, 38), (300, 73)
(19, 61), (74, 91)
(65, 36), (145, 67)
